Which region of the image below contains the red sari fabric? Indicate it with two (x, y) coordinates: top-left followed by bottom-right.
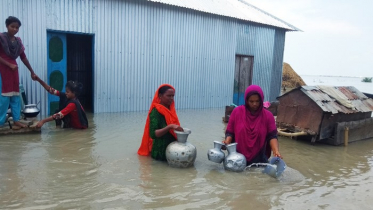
(137, 84), (180, 156)
(226, 85), (277, 162)
(0, 34), (26, 96)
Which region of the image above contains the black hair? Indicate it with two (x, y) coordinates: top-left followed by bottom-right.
(245, 92), (261, 101)
(158, 85), (173, 95)
(245, 92), (262, 107)
(5, 16), (21, 27)
(65, 81), (83, 97)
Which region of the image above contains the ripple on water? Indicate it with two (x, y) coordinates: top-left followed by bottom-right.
(1, 109), (373, 209)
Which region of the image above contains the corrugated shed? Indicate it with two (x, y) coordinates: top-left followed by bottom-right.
(93, 0), (238, 112)
(2, 0), (291, 114)
(93, 0), (286, 111)
(286, 86), (373, 114)
(147, 0), (300, 31)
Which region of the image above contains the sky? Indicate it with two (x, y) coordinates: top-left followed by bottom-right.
(246, 0), (373, 77)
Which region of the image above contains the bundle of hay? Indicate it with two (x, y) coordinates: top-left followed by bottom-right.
(282, 62), (306, 90)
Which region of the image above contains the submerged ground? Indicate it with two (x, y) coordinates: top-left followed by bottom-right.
(0, 108), (372, 209)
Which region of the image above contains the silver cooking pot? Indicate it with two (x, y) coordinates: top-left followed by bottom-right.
(22, 103), (40, 118)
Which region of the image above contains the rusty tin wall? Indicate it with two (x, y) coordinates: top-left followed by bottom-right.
(276, 89), (323, 135)
(319, 112), (371, 140)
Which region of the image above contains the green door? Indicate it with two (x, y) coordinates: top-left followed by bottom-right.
(47, 32), (67, 115)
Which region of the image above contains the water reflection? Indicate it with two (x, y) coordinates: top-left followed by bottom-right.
(275, 137), (373, 209)
(0, 115), (99, 209)
(138, 155), (200, 209)
(0, 108), (372, 209)
(0, 138), (29, 208)
(41, 128), (98, 208)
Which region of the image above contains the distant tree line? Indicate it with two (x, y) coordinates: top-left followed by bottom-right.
(362, 77), (372, 83)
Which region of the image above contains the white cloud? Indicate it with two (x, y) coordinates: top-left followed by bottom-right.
(246, 0), (361, 36)
(246, 0), (373, 77)
(302, 18), (363, 36)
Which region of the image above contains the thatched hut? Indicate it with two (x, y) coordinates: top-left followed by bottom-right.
(267, 62), (306, 115)
(282, 62), (306, 92)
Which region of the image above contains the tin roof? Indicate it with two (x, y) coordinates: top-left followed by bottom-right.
(280, 86), (373, 114)
(147, 0), (300, 31)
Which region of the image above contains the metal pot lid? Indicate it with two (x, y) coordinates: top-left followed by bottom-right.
(23, 108), (40, 113)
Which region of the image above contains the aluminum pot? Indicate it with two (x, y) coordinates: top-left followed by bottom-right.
(165, 128), (197, 168)
(223, 143), (247, 172)
(207, 141), (225, 163)
(22, 104), (40, 118)
(262, 157), (286, 178)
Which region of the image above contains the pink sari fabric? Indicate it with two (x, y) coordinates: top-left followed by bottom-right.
(226, 85), (277, 163)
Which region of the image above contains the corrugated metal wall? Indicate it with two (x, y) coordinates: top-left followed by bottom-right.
(93, 0), (236, 112)
(1, 0), (286, 115)
(235, 22), (286, 102)
(45, 0), (95, 33)
(270, 30), (286, 102)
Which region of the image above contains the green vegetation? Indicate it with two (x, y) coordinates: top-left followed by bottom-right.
(361, 77), (372, 83)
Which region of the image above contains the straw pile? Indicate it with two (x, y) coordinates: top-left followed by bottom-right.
(282, 62), (306, 89)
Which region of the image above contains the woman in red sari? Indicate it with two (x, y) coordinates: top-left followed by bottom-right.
(138, 84), (183, 161)
(223, 85), (282, 165)
(0, 16), (36, 128)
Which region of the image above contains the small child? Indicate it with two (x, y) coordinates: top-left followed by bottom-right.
(35, 75), (88, 129)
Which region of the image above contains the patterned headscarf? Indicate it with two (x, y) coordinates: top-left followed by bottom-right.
(0, 32), (25, 59)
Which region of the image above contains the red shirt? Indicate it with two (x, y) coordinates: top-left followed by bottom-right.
(50, 89), (87, 129)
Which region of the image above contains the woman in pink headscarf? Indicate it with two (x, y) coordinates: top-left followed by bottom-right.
(223, 85), (281, 165)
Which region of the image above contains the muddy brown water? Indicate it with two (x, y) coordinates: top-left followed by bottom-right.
(0, 108), (372, 209)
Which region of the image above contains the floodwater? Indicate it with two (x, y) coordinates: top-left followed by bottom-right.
(300, 75), (373, 94)
(1, 108), (373, 209)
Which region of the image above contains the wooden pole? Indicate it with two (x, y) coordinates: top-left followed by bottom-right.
(344, 127), (349, 146)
